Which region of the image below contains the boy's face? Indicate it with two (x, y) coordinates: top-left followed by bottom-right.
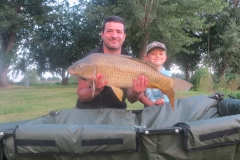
(145, 48), (167, 68)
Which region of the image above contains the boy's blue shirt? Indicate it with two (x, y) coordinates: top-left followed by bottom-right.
(145, 67), (172, 105)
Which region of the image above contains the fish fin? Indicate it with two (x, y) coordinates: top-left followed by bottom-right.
(111, 87), (123, 102)
(91, 64), (97, 97)
(86, 79), (95, 97)
(92, 80), (95, 97)
(165, 78), (192, 110)
(86, 63), (97, 98)
(172, 78), (193, 91)
(164, 87), (175, 110)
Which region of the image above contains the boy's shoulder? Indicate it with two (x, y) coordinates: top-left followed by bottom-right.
(161, 68), (172, 77)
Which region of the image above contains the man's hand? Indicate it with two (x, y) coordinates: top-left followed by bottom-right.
(89, 73), (108, 94)
(132, 75), (148, 96)
(77, 73), (108, 102)
(127, 75), (148, 103)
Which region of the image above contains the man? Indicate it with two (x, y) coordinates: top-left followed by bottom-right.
(76, 16), (148, 109)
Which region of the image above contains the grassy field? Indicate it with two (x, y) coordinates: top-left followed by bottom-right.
(0, 84), (206, 123)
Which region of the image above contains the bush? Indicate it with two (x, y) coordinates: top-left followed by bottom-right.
(226, 74), (240, 91)
(68, 76), (78, 84)
(212, 75), (227, 90)
(190, 68), (213, 92)
(213, 74), (240, 91)
(219, 89), (240, 99)
(228, 92), (240, 99)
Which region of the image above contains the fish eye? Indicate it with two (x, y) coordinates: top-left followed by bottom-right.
(78, 65), (81, 68)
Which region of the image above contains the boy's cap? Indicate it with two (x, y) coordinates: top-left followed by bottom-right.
(146, 41), (166, 53)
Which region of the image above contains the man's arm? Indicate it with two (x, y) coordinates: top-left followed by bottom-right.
(127, 75), (148, 103)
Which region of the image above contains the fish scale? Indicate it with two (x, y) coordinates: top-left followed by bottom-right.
(98, 55), (169, 90)
(68, 53), (192, 109)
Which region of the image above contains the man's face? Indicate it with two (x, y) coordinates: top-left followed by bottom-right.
(101, 22), (126, 53)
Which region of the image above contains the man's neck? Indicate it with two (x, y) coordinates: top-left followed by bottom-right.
(103, 46), (121, 55)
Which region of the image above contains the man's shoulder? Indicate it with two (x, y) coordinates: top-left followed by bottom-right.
(86, 46), (103, 55)
(82, 47), (103, 58)
(88, 46), (103, 54)
(122, 48), (135, 58)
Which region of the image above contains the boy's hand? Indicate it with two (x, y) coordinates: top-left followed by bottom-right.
(154, 98), (165, 105)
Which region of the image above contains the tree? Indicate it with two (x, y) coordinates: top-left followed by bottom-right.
(0, 0), (24, 87)
(0, 0), (56, 87)
(28, 2), (75, 85)
(117, 0), (226, 59)
(81, 0), (226, 76)
(202, 1), (240, 78)
(72, 0), (104, 59)
(26, 1), (96, 85)
(23, 69), (39, 85)
(81, 0), (225, 81)
(175, 49), (202, 81)
(0, 0), (229, 87)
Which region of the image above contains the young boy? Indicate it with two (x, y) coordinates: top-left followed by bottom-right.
(139, 41), (172, 107)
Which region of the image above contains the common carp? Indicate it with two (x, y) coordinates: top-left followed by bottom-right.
(68, 53), (192, 109)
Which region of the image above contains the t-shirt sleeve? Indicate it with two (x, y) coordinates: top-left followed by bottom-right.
(145, 88), (156, 102)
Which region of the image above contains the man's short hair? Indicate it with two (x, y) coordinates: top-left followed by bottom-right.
(101, 16), (126, 32)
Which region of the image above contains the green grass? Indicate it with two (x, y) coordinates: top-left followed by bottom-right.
(0, 84), (209, 123)
(0, 85), (77, 122)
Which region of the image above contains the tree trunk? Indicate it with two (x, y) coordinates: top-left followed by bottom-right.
(61, 69), (68, 85)
(0, 29), (16, 88)
(62, 77), (68, 85)
(138, 32), (150, 59)
(0, 67), (9, 88)
(207, 28), (210, 58)
(233, 0), (240, 9)
(219, 68), (225, 80)
(185, 63), (190, 81)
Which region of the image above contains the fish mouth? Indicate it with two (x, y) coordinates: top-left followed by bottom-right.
(68, 68), (76, 75)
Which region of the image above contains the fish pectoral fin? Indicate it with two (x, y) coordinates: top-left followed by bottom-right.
(111, 87), (123, 102)
(87, 79), (95, 97)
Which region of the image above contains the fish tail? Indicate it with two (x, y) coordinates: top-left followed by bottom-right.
(172, 78), (193, 91)
(150, 77), (192, 110)
(164, 87), (175, 110)
(167, 78), (192, 110)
